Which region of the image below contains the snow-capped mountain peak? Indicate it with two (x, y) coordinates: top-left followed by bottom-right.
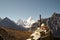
(27, 16), (35, 24)
(27, 16), (32, 22)
(17, 19), (25, 26)
(17, 17), (36, 28)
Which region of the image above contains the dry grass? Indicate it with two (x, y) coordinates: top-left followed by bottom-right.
(0, 27), (31, 40)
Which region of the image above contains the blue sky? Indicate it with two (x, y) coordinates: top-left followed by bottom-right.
(0, 0), (60, 22)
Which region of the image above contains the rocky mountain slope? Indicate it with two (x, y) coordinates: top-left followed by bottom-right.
(38, 13), (60, 37)
(0, 17), (26, 31)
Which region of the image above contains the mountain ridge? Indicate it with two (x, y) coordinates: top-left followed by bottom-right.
(17, 16), (36, 28)
(0, 17), (26, 31)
